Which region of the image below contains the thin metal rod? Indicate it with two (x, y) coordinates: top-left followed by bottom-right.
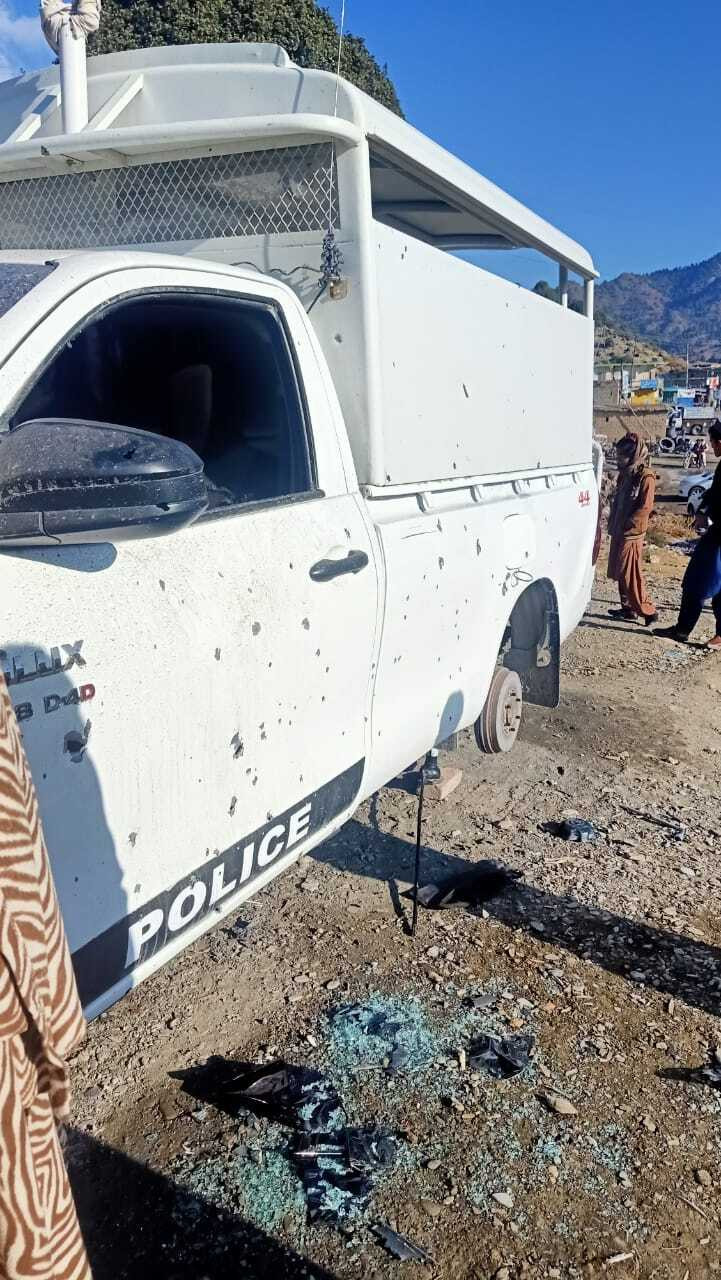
(411, 776), (425, 938)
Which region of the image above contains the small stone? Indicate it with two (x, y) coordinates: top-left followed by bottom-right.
(642, 1115), (657, 1133)
(325, 978), (341, 991)
(420, 1198), (443, 1220)
(492, 1191), (514, 1209)
(305, 1034), (318, 1047)
(158, 1098), (180, 1121)
(249, 1149), (263, 1166)
(530, 920), (545, 933)
(695, 1169), (712, 1187)
(425, 1159), (443, 1171)
(495, 1268), (511, 1280)
(498, 818), (513, 831)
(426, 946), (440, 960)
(541, 1092), (577, 1116)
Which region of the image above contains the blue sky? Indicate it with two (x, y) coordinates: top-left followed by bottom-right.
(1, 0), (719, 286)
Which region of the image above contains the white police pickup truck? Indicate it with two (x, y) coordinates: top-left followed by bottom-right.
(0, 43), (600, 1015)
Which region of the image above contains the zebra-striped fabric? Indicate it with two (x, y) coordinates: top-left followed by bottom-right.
(0, 673), (91, 1280)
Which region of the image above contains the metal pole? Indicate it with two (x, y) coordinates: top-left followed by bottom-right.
(59, 20), (89, 133)
(411, 777), (424, 939)
(559, 264), (568, 308)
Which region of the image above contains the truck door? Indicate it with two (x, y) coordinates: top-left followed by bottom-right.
(0, 263), (378, 1016)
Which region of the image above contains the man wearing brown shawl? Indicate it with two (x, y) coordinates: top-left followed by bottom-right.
(607, 432), (658, 625)
(0, 673), (91, 1280)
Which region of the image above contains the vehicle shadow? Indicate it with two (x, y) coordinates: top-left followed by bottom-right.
(65, 1128), (337, 1280)
(311, 820), (721, 1017)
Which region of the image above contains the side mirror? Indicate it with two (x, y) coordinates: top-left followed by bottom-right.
(0, 419), (208, 546)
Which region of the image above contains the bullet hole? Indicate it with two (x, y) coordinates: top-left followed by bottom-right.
(558, 765), (565, 776)
(344, 528), (351, 539)
(128, 832), (138, 847)
(315, 648), (321, 657)
(134, 883), (141, 894)
(476, 540), (482, 555)
(289, 562), (294, 570)
(438, 556), (445, 570)
(325, 666), (330, 673)
(463, 383), (469, 398)
(159, 579), (166, 591)
(452, 462), (457, 470)
(231, 733), (244, 759)
(64, 720), (91, 763)
(261, 731), (267, 740)
(386, 473), (391, 482)
(252, 776), (258, 786)
(302, 618), (310, 630)
(214, 648), (221, 661)
(252, 622), (261, 636)
(245, 768), (252, 776)
(299, 774), (304, 784)
(229, 796), (237, 817)
(268, 662), (273, 669)
(437, 520), (443, 532)
(266, 811), (273, 822)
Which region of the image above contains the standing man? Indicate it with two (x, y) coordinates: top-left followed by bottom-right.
(0, 673), (91, 1280)
(656, 419), (721, 650)
(607, 432), (659, 626)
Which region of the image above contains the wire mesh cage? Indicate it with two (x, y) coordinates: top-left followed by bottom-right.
(0, 143), (338, 250)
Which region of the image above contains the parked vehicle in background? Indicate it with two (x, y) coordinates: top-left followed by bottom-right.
(679, 470), (713, 514)
(0, 39), (600, 1018)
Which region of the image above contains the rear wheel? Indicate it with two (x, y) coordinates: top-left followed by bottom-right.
(475, 668), (523, 754)
(689, 485), (705, 500)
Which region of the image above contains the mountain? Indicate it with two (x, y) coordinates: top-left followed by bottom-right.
(533, 281), (684, 371)
(596, 252), (721, 360)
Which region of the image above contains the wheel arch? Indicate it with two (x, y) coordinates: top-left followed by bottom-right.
(501, 577), (560, 709)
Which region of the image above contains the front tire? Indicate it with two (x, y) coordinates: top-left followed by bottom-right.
(475, 667), (523, 754)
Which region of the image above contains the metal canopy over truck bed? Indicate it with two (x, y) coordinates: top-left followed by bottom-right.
(0, 42), (597, 487)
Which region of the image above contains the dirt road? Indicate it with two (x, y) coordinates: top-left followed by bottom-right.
(66, 481), (721, 1280)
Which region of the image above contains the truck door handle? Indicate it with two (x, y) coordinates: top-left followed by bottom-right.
(309, 549), (369, 582)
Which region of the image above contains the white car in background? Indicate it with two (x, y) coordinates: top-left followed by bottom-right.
(679, 470), (713, 514)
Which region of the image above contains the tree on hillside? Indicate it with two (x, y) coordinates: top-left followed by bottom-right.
(88, 0), (403, 115)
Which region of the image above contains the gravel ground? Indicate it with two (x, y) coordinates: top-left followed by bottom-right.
(65, 475), (721, 1280)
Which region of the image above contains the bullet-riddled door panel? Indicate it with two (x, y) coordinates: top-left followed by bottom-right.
(2, 492), (375, 1012)
(0, 265), (377, 1015)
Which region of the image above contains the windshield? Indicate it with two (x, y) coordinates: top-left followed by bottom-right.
(0, 262), (57, 320)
